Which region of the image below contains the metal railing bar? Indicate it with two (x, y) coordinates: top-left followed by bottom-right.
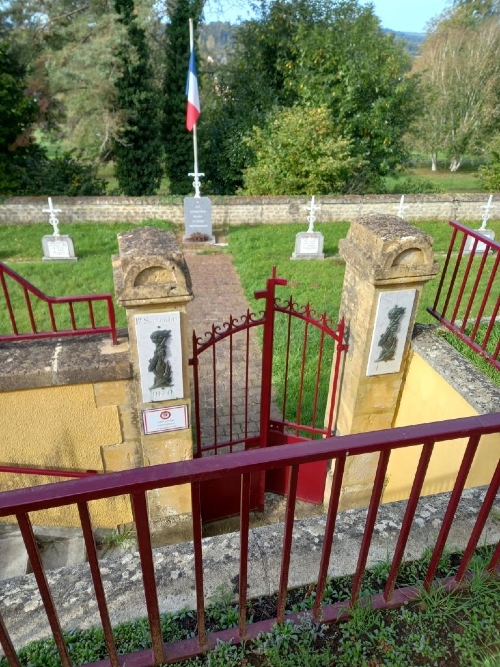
(191, 482), (207, 649)
(424, 435), (481, 589)
(313, 455), (346, 619)
(455, 458), (500, 582)
(0, 465), (98, 478)
(24, 288), (37, 333)
(130, 492), (165, 664)
(460, 249), (489, 332)
(77, 502), (120, 667)
(441, 232), (467, 319)
(16, 512), (72, 667)
(2, 414), (500, 518)
(238, 473), (251, 638)
(470, 252), (500, 341)
(488, 540), (500, 572)
(0, 612), (22, 667)
(276, 464), (299, 623)
(383, 442), (435, 601)
(351, 449), (391, 604)
(0, 271), (18, 335)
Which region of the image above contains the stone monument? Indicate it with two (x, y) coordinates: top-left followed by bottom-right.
(42, 197), (77, 261)
(183, 168), (214, 243)
(291, 196), (325, 260)
(464, 195), (496, 255)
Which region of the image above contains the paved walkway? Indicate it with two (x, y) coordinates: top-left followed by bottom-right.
(185, 251), (264, 450)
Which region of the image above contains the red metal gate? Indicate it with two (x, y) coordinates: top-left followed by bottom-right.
(189, 268), (347, 523)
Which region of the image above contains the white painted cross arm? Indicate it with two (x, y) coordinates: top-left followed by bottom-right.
(43, 197), (62, 236)
(480, 195), (495, 230)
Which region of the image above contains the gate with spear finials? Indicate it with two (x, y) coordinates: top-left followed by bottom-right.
(189, 268), (347, 524)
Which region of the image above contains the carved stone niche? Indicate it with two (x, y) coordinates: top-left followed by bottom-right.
(113, 227), (193, 307)
(339, 214), (439, 286)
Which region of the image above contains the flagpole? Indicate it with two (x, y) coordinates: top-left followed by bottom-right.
(189, 18), (200, 197)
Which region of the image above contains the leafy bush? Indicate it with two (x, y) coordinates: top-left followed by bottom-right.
(241, 106), (363, 195)
(478, 136), (500, 191)
(0, 144), (107, 196)
(389, 176), (443, 194)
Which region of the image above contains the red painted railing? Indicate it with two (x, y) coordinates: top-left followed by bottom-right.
(428, 221), (500, 370)
(0, 262), (117, 345)
(0, 465), (98, 479)
(0, 413), (499, 666)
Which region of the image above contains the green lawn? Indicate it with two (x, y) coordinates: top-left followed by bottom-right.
(386, 166), (484, 193)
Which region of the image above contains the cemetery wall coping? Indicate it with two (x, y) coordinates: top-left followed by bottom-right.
(410, 325), (500, 415)
(0, 332), (132, 392)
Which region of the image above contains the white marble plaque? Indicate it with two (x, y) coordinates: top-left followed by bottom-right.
(135, 311), (184, 403)
(42, 235), (77, 261)
(366, 290), (416, 376)
(142, 404), (189, 435)
(291, 232), (325, 259)
(464, 229), (495, 255)
(300, 236), (320, 254)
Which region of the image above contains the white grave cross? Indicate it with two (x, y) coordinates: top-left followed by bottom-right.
(188, 171), (205, 198)
(394, 195), (409, 219)
(306, 195), (319, 233)
(43, 197), (62, 237)
(480, 195), (495, 230)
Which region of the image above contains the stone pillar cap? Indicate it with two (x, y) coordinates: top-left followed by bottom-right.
(339, 214), (439, 284)
(113, 227), (193, 307)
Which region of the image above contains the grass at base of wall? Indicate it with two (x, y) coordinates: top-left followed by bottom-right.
(440, 323), (500, 387)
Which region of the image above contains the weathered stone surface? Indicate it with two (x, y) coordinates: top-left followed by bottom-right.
(412, 324), (500, 414)
(0, 486), (497, 651)
(113, 228), (193, 307)
(0, 333), (132, 392)
(0, 194), (498, 225)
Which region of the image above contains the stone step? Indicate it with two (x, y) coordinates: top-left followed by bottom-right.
(0, 524), (137, 582)
(0, 529), (29, 581)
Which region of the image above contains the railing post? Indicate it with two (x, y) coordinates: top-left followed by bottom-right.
(330, 214), (439, 509)
(255, 267), (287, 448)
(113, 227), (194, 539)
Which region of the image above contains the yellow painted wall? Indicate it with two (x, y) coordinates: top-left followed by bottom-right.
(0, 383), (133, 528)
(383, 352), (500, 503)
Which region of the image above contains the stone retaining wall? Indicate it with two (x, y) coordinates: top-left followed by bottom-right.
(1, 193), (499, 225)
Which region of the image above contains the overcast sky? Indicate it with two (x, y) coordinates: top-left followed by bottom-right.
(204, 0), (452, 33)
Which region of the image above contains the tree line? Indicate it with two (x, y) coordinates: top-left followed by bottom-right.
(1, 0), (500, 197)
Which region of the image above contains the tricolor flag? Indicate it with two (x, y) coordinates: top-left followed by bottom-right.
(185, 50), (200, 131)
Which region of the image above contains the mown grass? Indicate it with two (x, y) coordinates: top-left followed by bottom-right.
(1, 545), (498, 667)
(386, 166), (484, 193)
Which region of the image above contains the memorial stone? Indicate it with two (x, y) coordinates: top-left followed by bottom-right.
(464, 195), (496, 255)
(183, 196), (214, 243)
(291, 196), (325, 260)
(42, 197), (77, 261)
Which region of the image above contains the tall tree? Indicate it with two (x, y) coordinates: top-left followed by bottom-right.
(0, 38), (39, 193)
(411, 9), (500, 171)
(113, 0), (163, 195)
(162, 0), (203, 195)
(202, 0), (421, 195)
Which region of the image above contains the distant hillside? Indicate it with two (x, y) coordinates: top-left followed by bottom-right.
(385, 30), (426, 57)
(199, 23), (426, 64)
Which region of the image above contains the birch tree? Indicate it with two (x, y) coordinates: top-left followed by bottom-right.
(412, 11), (500, 171)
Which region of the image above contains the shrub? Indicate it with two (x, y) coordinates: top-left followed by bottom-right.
(389, 176), (443, 194)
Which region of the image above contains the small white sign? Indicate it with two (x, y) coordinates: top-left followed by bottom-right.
(135, 311), (184, 403)
(367, 290), (416, 376)
(142, 404), (189, 435)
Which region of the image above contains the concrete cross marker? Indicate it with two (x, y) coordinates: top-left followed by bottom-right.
(43, 197), (61, 237)
(394, 195), (409, 219)
(480, 194), (495, 231)
(188, 171), (205, 198)
(306, 195), (319, 233)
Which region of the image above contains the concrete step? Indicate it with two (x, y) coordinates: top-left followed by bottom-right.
(0, 524), (137, 582)
(0, 528), (29, 581)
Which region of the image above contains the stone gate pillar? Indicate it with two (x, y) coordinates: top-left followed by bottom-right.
(331, 214), (439, 509)
(113, 227), (194, 539)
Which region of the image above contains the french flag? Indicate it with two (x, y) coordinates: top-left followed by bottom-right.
(185, 50), (200, 131)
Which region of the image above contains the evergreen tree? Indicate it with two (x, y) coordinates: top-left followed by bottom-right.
(113, 0), (163, 196)
(0, 39), (38, 193)
(162, 0), (203, 195)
